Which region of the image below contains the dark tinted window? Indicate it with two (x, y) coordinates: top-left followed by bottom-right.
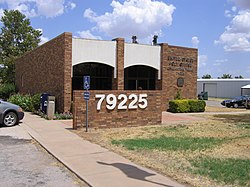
(124, 65), (157, 90)
(72, 62), (113, 90)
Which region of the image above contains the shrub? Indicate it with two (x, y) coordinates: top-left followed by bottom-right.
(8, 93), (41, 112)
(169, 99), (206, 113)
(32, 93), (41, 111)
(169, 100), (190, 113)
(8, 94), (33, 111)
(188, 100), (206, 112)
(53, 112), (73, 120)
(0, 83), (16, 99)
(34, 111), (73, 120)
(174, 89), (182, 100)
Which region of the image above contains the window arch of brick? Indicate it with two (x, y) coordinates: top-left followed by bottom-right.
(72, 62), (114, 90)
(124, 65), (157, 90)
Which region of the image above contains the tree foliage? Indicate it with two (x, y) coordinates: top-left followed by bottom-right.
(235, 75), (244, 79)
(219, 74), (232, 79)
(0, 56), (15, 83)
(0, 9), (42, 83)
(202, 74), (212, 79)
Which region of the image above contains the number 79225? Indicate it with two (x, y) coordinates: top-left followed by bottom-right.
(95, 94), (148, 110)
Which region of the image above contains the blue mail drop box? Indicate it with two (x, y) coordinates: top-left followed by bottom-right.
(40, 93), (51, 114)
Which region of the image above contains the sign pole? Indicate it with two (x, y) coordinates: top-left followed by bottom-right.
(83, 76), (90, 132)
(86, 98), (88, 132)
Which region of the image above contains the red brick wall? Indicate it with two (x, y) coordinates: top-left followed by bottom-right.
(15, 32), (197, 115)
(160, 44), (198, 110)
(15, 32), (72, 113)
(73, 90), (162, 129)
(114, 38), (125, 90)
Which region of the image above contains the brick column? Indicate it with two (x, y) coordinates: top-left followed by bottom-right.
(160, 43), (169, 111)
(114, 38), (125, 90)
(63, 32), (72, 112)
(160, 43), (198, 111)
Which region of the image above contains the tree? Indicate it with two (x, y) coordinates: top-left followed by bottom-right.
(220, 74), (232, 79)
(202, 74), (212, 79)
(235, 75), (244, 79)
(0, 57), (15, 84)
(0, 9), (42, 84)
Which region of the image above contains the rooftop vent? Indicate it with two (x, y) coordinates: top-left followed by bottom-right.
(152, 35), (158, 45)
(132, 36), (138, 44)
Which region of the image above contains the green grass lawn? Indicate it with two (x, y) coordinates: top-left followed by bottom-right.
(112, 135), (249, 186)
(110, 114), (250, 186)
(75, 113), (250, 187)
(213, 114), (250, 124)
(190, 158), (250, 186)
(112, 136), (224, 151)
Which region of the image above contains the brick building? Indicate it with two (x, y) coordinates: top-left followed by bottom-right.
(15, 32), (197, 128)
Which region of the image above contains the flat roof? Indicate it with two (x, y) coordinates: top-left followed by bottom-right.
(198, 79), (250, 82)
(242, 84), (250, 89)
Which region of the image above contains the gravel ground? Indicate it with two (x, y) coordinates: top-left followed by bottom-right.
(0, 126), (89, 187)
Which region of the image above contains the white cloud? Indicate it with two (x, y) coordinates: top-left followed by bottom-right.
(36, 0), (64, 18)
(198, 55), (208, 68)
(225, 10), (232, 18)
(231, 0), (250, 10)
(37, 28), (49, 45)
(67, 2), (76, 10)
(213, 59), (228, 66)
(84, 0), (175, 40)
(191, 36), (199, 48)
(0, 8), (4, 18)
(213, 63), (221, 66)
(16, 3), (37, 17)
(217, 0), (250, 51)
(215, 10), (250, 51)
(232, 6), (237, 12)
(39, 35), (49, 45)
(215, 59), (228, 63)
(225, 6), (237, 18)
(231, 11), (250, 33)
(77, 30), (102, 40)
(0, 0), (75, 18)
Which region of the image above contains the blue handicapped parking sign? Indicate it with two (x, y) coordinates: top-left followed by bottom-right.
(83, 76), (90, 90)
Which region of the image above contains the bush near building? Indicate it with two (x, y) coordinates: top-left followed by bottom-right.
(0, 83), (16, 99)
(8, 93), (41, 112)
(169, 99), (206, 113)
(8, 93), (73, 120)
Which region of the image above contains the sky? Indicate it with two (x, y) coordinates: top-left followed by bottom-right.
(0, 0), (250, 78)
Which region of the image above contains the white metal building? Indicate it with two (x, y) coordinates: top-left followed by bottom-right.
(197, 79), (250, 98)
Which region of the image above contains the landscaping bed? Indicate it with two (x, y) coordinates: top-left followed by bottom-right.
(73, 112), (250, 187)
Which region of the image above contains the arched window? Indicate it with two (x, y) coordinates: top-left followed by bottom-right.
(124, 65), (157, 90)
(72, 62), (114, 90)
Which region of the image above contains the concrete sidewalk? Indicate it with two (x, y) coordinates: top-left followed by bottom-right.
(21, 113), (185, 187)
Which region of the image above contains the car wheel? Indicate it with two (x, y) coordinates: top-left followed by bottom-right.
(233, 103), (239, 108)
(3, 112), (18, 127)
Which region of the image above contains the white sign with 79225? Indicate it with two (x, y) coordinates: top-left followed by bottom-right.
(95, 94), (148, 110)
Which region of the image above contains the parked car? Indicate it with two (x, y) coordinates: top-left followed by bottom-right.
(0, 100), (24, 127)
(221, 95), (250, 108)
(246, 97), (250, 109)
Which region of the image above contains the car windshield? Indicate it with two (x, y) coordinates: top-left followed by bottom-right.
(233, 96), (243, 100)
(233, 96), (250, 100)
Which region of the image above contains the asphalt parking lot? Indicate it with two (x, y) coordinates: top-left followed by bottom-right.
(205, 100), (222, 107)
(0, 125), (88, 187)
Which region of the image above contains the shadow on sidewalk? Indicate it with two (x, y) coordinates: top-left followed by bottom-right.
(97, 161), (173, 187)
